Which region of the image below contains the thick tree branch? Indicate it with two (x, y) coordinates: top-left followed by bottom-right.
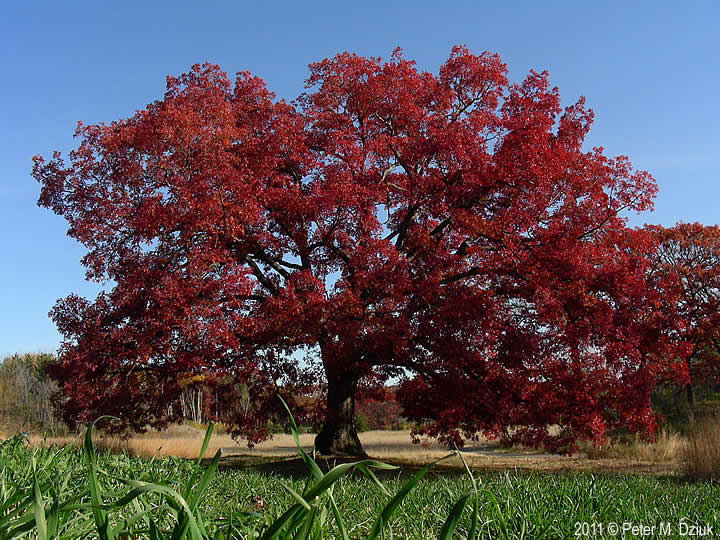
(276, 259), (305, 271)
(244, 255), (277, 294)
(252, 252), (291, 279)
(385, 204), (420, 248)
(441, 266), (482, 285)
(380, 163), (399, 183)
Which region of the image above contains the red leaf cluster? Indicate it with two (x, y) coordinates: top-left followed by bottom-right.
(644, 224), (720, 389)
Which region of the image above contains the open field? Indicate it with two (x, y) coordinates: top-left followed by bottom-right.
(28, 426), (491, 460)
(26, 425), (686, 476)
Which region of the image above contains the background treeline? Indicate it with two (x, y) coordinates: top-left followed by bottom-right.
(0, 355), (408, 436)
(0, 353), (61, 432)
(2, 351), (715, 437)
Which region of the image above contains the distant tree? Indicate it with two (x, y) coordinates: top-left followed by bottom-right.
(356, 391), (405, 430)
(34, 47), (674, 455)
(0, 353), (60, 431)
(645, 223), (720, 414)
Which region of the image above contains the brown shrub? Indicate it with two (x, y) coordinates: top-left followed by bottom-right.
(684, 417), (720, 480)
(581, 428), (686, 462)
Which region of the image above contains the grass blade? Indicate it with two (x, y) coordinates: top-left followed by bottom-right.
(304, 460), (398, 500)
(328, 491), (349, 540)
(171, 447), (222, 539)
(113, 479), (204, 540)
(356, 463), (393, 498)
(456, 450), (480, 539)
(197, 421), (215, 464)
(295, 503), (318, 540)
(85, 416), (119, 540)
(278, 396), (323, 481)
(467, 492), (479, 540)
(189, 448), (221, 512)
(183, 422), (216, 501)
(259, 504), (303, 540)
(438, 493), (472, 540)
(31, 473), (48, 540)
(149, 520), (161, 540)
(367, 454), (453, 540)
(280, 481), (312, 511)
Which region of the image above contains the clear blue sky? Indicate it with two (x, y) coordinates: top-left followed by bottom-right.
(1, 1), (718, 358)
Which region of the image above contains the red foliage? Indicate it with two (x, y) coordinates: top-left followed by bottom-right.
(357, 399), (404, 431)
(34, 47), (676, 452)
(645, 223), (720, 388)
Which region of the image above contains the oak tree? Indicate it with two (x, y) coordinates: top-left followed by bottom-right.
(34, 47), (671, 454)
(645, 223), (720, 413)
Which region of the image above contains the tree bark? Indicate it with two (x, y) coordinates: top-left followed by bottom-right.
(687, 383), (696, 425)
(686, 357), (696, 425)
(314, 358), (366, 456)
(672, 386), (681, 415)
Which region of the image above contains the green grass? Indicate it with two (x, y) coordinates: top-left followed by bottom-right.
(3, 441), (720, 538)
(200, 466), (720, 538)
(1, 412), (719, 538)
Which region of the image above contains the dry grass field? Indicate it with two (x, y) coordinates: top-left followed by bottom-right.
(30, 427), (454, 460)
(26, 424), (689, 476)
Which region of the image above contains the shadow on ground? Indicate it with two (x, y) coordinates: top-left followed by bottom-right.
(213, 449), (681, 480)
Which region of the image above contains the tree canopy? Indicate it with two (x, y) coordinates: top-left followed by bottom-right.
(34, 47), (679, 454)
(645, 223), (720, 410)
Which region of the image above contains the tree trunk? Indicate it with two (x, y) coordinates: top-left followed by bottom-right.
(672, 386), (681, 415)
(687, 383), (696, 424)
(314, 359), (366, 457)
(685, 357), (696, 425)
